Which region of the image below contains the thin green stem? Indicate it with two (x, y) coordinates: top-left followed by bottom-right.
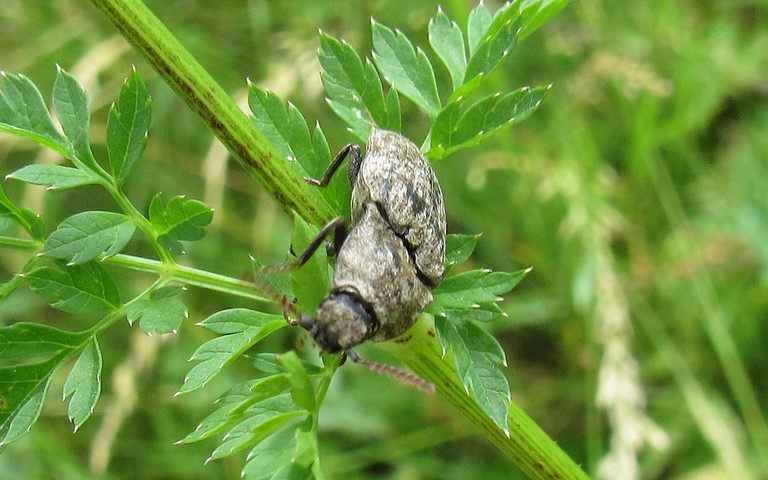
(87, 0), (336, 229)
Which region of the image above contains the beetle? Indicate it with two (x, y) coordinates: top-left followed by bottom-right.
(286, 128), (446, 355)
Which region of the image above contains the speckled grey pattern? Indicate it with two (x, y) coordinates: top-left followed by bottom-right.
(300, 128), (446, 352)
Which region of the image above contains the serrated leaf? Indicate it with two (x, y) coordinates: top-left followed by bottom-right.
(248, 87), (344, 211)
(0, 323), (89, 445)
(279, 351), (315, 412)
(372, 19), (441, 119)
(429, 9), (467, 90)
(243, 426), (300, 479)
(467, 2), (493, 56)
(43, 211), (135, 264)
(0, 72), (71, 158)
(445, 233), (480, 270)
(180, 375), (291, 444)
(8, 164), (103, 190)
(108, 68), (151, 184)
(429, 268), (528, 314)
(208, 394), (306, 462)
(464, 4), (520, 82)
(63, 337), (102, 431)
(436, 317), (510, 432)
(149, 194), (213, 254)
(0, 182), (45, 240)
(127, 296), (187, 335)
(179, 309), (286, 394)
(25, 261), (120, 313)
(432, 86), (549, 158)
(249, 353), (325, 377)
(197, 308), (286, 335)
(318, 32), (400, 140)
(53, 67), (99, 172)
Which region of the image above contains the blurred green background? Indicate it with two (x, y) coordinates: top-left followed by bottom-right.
(2, 0), (768, 479)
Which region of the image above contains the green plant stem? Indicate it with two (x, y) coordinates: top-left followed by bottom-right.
(0, 236), (271, 303)
(87, 0), (336, 229)
(384, 318), (591, 480)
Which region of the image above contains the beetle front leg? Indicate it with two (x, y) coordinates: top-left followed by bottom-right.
(290, 216), (347, 268)
(304, 143), (362, 187)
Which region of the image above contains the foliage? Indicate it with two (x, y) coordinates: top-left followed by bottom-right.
(0, 2), (575, 479)
(4, 0), (767, 479)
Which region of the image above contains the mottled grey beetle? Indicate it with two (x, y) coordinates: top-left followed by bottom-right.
(286, 128), (446, 356)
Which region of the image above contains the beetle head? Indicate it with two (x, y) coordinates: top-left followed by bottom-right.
(300, 290), (378, 353)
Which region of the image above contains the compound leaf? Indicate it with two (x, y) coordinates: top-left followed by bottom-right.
(431, 86), (549, 158)
(319, 33), (391, 141)
(248, 87), (344, 211)
(179, 309), (286, 394)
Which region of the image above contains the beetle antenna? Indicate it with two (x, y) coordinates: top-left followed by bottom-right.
(344, 349), (435, 394)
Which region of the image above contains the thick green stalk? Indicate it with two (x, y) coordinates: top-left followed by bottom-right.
(88, 0), (335, 228)
(383, 318), (591, 480)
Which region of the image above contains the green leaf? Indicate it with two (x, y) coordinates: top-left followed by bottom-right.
(436, 316), (511, 432)
(519, 0), (574, 42)
(0, 323), (89, 445)
(430, 268), (529, 314)
(180, 375), (291, 444)
(243, 425), (303, 479)
(127, 296), (188, 335)
(293, 426), (318, 469)
(279, 351), (316, 412)
(429, 8), (467, 90)
(452, 4), (522, 103)
(24, 261), (120, 313)
(63, 337), (102, 431)
(207, 394), (306, 462)
(372, 19), (441, 119)
(178, 309), (286, 394)
(247, 87), (344, 212)
(43, 211), (135, 264)
(0, 182), (45, 240)
(318, 32), (398, 140)
(53, 66), (99, 172)
(107, 68), (152, 185)
(431, 86), (549, 158)
(149, 194), (213, 254)
(7, 164), (103, 190)
(0, 376), (53, 446)
(0, 72), (71, 158)
(445, 233), (480, 271)
(467, 2), (493, 56)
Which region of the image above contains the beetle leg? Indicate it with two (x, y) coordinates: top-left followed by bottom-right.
(304, 144), (362, 187)
(291, 216), (347, 267)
